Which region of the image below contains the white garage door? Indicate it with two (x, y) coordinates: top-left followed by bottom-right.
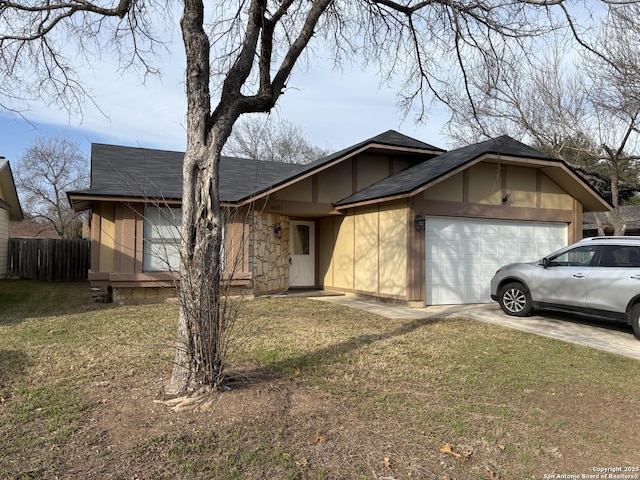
(425, 217), (567, 305)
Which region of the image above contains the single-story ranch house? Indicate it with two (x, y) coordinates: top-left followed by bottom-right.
(67, 130), (610, 305)
(0, 158), (23, 279)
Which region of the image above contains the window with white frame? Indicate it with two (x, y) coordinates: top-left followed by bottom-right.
(143, 206), (182, 272)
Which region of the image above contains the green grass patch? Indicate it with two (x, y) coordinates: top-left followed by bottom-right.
(2, 280), (640, 479)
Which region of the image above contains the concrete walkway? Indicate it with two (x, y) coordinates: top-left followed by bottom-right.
(312, 295), (640, 361)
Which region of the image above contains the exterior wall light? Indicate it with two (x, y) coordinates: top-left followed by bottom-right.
(414, 213), (426, 232)
(273, 223), (282, 239)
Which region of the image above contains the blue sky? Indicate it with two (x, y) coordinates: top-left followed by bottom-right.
(0, 49), (451, 165)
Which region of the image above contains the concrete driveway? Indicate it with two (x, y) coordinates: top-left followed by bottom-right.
(312, 295), (640, 360)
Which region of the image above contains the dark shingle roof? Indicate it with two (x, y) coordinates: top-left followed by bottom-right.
(335, 135), (558, 206)
(69, 130), (443, 204)
(71, 143), (305, 203)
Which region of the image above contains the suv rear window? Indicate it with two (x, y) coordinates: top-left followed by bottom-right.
(596, 245), (640, 267)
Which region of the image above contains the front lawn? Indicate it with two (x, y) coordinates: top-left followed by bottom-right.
(1, 280), (638, 479)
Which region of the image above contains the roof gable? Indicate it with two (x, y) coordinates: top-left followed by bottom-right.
(334, 136), (608, 212)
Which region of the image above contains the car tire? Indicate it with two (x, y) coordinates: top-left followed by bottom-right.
(630, 304), (640, 340)
(498, 282), (533, 317)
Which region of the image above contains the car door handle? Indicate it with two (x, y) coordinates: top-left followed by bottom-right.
(572, 273), (587, 278)
(631, 275), (640, 280)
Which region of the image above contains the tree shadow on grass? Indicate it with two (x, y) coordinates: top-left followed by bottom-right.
(0, 349), (29, 389)
(0, 279), (121, 326)
(226, 316), (444, 390)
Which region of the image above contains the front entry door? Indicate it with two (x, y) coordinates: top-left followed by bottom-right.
(289, 221), (315, 287)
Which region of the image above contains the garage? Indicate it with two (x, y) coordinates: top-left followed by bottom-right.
(425, 217), (568, 305)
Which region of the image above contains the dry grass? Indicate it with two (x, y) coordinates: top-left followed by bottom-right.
(1, 280), (640, 479)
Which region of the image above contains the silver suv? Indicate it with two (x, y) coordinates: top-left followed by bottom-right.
(490, 237), (640, 339)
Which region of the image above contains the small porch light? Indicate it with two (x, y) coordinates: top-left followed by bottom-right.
(273, 223), (282, 239)
(414, 213), (426, 232)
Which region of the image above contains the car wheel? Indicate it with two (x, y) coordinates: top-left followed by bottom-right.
(630, 304), (640, 340)
(498, 282), (532, 317)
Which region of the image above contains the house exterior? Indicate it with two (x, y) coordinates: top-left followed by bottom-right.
(583, 205), (640, 236)
(68, 131), (610, 305)
(0, 158), (23, 279)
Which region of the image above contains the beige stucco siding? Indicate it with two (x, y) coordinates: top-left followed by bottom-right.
(0, 208), (8, 278)
(356, 156), (389, 191)
(507, 166), (537, 207)
(318, 159), (352, 203)
(321, 200), (408, 298)
(378, 201), (407, 296)
(332, 215), (355, 289)
(468, 164), (502, 205)
(423, 173), (464, 202)
(423, 163), (574, 212)
(319, 217), (335, 287)
(275, 177), (313, 202)
(540, 174), (573, 210)
(354, 205), (379, 292)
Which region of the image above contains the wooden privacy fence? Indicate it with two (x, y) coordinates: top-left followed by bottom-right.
(8, 238), (90, 281)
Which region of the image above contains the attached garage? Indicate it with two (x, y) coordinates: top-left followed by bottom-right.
(334, 135), (612, 306)
(425, 217), (567, 305)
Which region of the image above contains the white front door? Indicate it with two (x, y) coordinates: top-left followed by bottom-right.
(289, 221), (315, 287)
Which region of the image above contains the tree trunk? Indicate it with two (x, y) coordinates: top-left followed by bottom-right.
(165, 143), (225, 394)
(164, 0), (233, 396)
(608, 154), (627, 236)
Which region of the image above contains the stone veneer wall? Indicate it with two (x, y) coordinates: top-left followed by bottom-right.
(252, 212), (289, 295)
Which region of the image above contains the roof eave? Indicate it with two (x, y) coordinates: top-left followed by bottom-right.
(0, 161), (24, 221)
(335, 153), (612, 212)
(67, 191), (182, 212)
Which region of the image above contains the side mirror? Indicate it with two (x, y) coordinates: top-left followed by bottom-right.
(541, 257), (550, 268)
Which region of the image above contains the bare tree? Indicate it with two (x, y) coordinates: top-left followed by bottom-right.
(224, 115), (329, 164)
(2, 0), (639, 399)
(445, 6), (640, 235)
(14, 136), (88, 238)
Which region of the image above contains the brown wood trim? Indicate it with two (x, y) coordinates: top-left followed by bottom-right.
(88, 271), (110, 281)
(133, 204), (144, 274)
(322, 285), (408, 302)
(501, 165), (507, 204)
(262, 198), (339, 216)
(108, 280), (178, 288)
(462, 170), (469, 203)
(109, 272), (180, 282)
(406, 199), (426, 302)
(69, 194), (181, 205)
(422, 200), (574, 223)
(114, 204), (138, 274)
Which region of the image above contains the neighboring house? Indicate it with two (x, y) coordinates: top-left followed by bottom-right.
(0, 158), (24, 279)
(67, 131), (610, 305)
(583, 205), (640, 236)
